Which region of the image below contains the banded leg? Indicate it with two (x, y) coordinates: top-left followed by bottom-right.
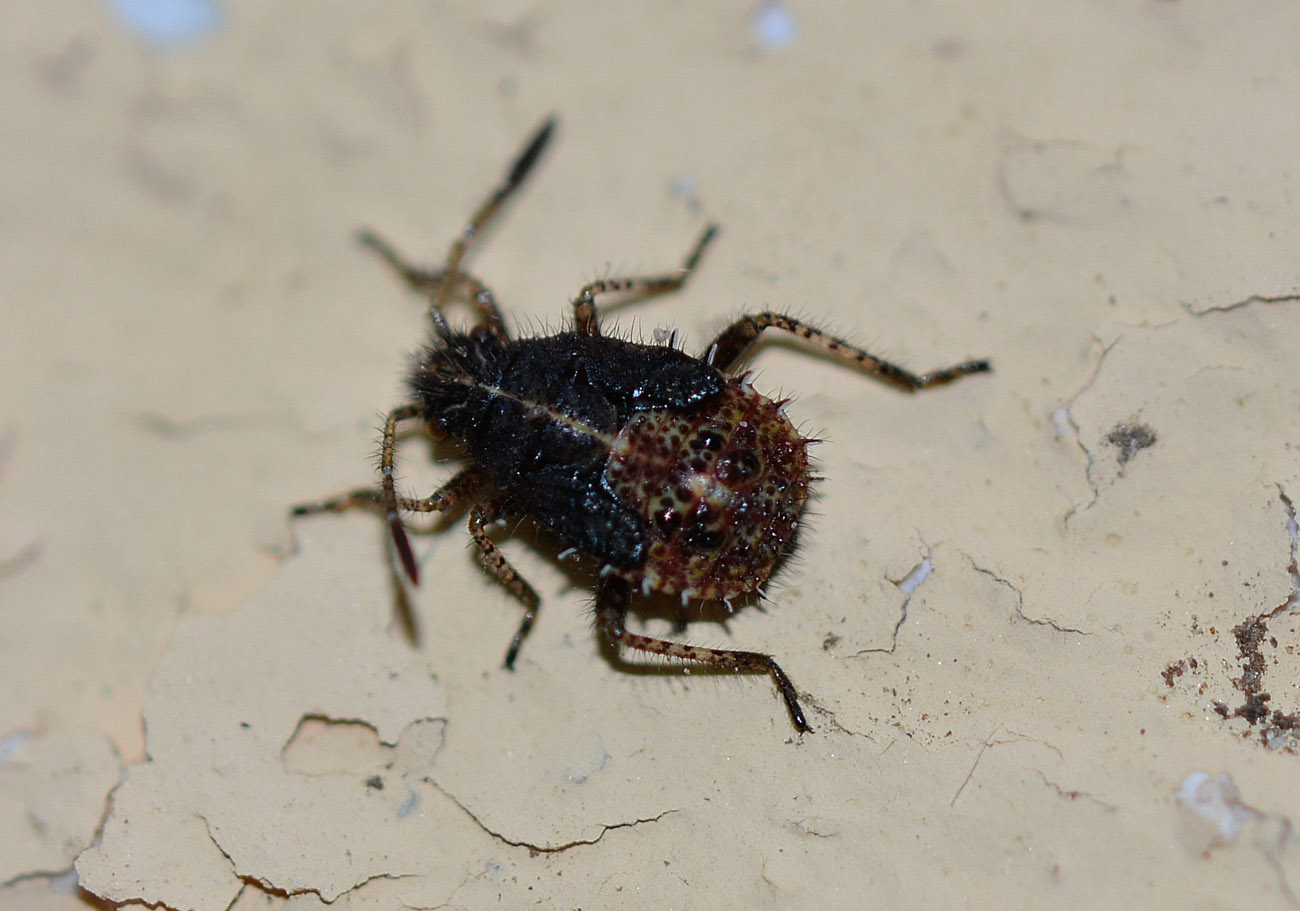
(431, 117), (557, 324)
(467, 503), (541, 670)
(595, 577), (812, 733)
(292, 402), (421, 585)
(571, 224), (719, 336)
(357, 231), (508, 339)
(290, 464), (482, 517)
(705, 311), (991, 391)
(292, 462), (487, 588)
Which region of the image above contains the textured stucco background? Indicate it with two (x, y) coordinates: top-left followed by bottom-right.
(3, 2), (1300, 908)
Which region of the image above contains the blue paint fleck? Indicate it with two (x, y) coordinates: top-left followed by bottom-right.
(753, 3), (799, 52)
(396, 786), (419, 818)
(110, 0), (222, 45)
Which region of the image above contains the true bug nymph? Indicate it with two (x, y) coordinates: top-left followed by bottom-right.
(293, 118), (990, 733)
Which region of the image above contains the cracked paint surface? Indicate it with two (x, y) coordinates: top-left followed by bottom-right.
(6, 2), (1300, 909)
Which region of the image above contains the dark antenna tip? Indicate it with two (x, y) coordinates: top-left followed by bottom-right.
(508, 115), (559, 189)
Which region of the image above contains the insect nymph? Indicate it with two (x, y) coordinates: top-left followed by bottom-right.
(295, 117), (990, 733)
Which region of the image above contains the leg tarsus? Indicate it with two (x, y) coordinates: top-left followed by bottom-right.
(382, 467), (487, 584)
(595, 577), (812, 733)
(291, 467), (483, 518)
(466, 503), (541, 669)
(374, 403), (424, 584)
(705, 311), (990, 392)
(291, 457), (487, 590)
(572, 223), (719, 336)
(291, 487), (384, 516)
(389, 516), (420, 585)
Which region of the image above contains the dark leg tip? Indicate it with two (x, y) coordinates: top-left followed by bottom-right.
(391, 518), (420, 586)
(791, 710), (814, 735)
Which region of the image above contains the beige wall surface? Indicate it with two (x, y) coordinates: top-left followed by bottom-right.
(3, 2), (1300, 909)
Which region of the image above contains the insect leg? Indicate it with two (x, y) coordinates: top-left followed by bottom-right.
(594, 577), (812, 733)
(348, 402), (425, 585)
(292, 465), (484, 517)
(571, 224), (718, 336)
(291, 407), (484, 586)
(704, 311), (990, 391)
(296, 403), (420, 582)
(356, 232), (509, 339)
(386, 465), (486, 585)
(467, 503), (542, 670)
(425, 116), (557, 330)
